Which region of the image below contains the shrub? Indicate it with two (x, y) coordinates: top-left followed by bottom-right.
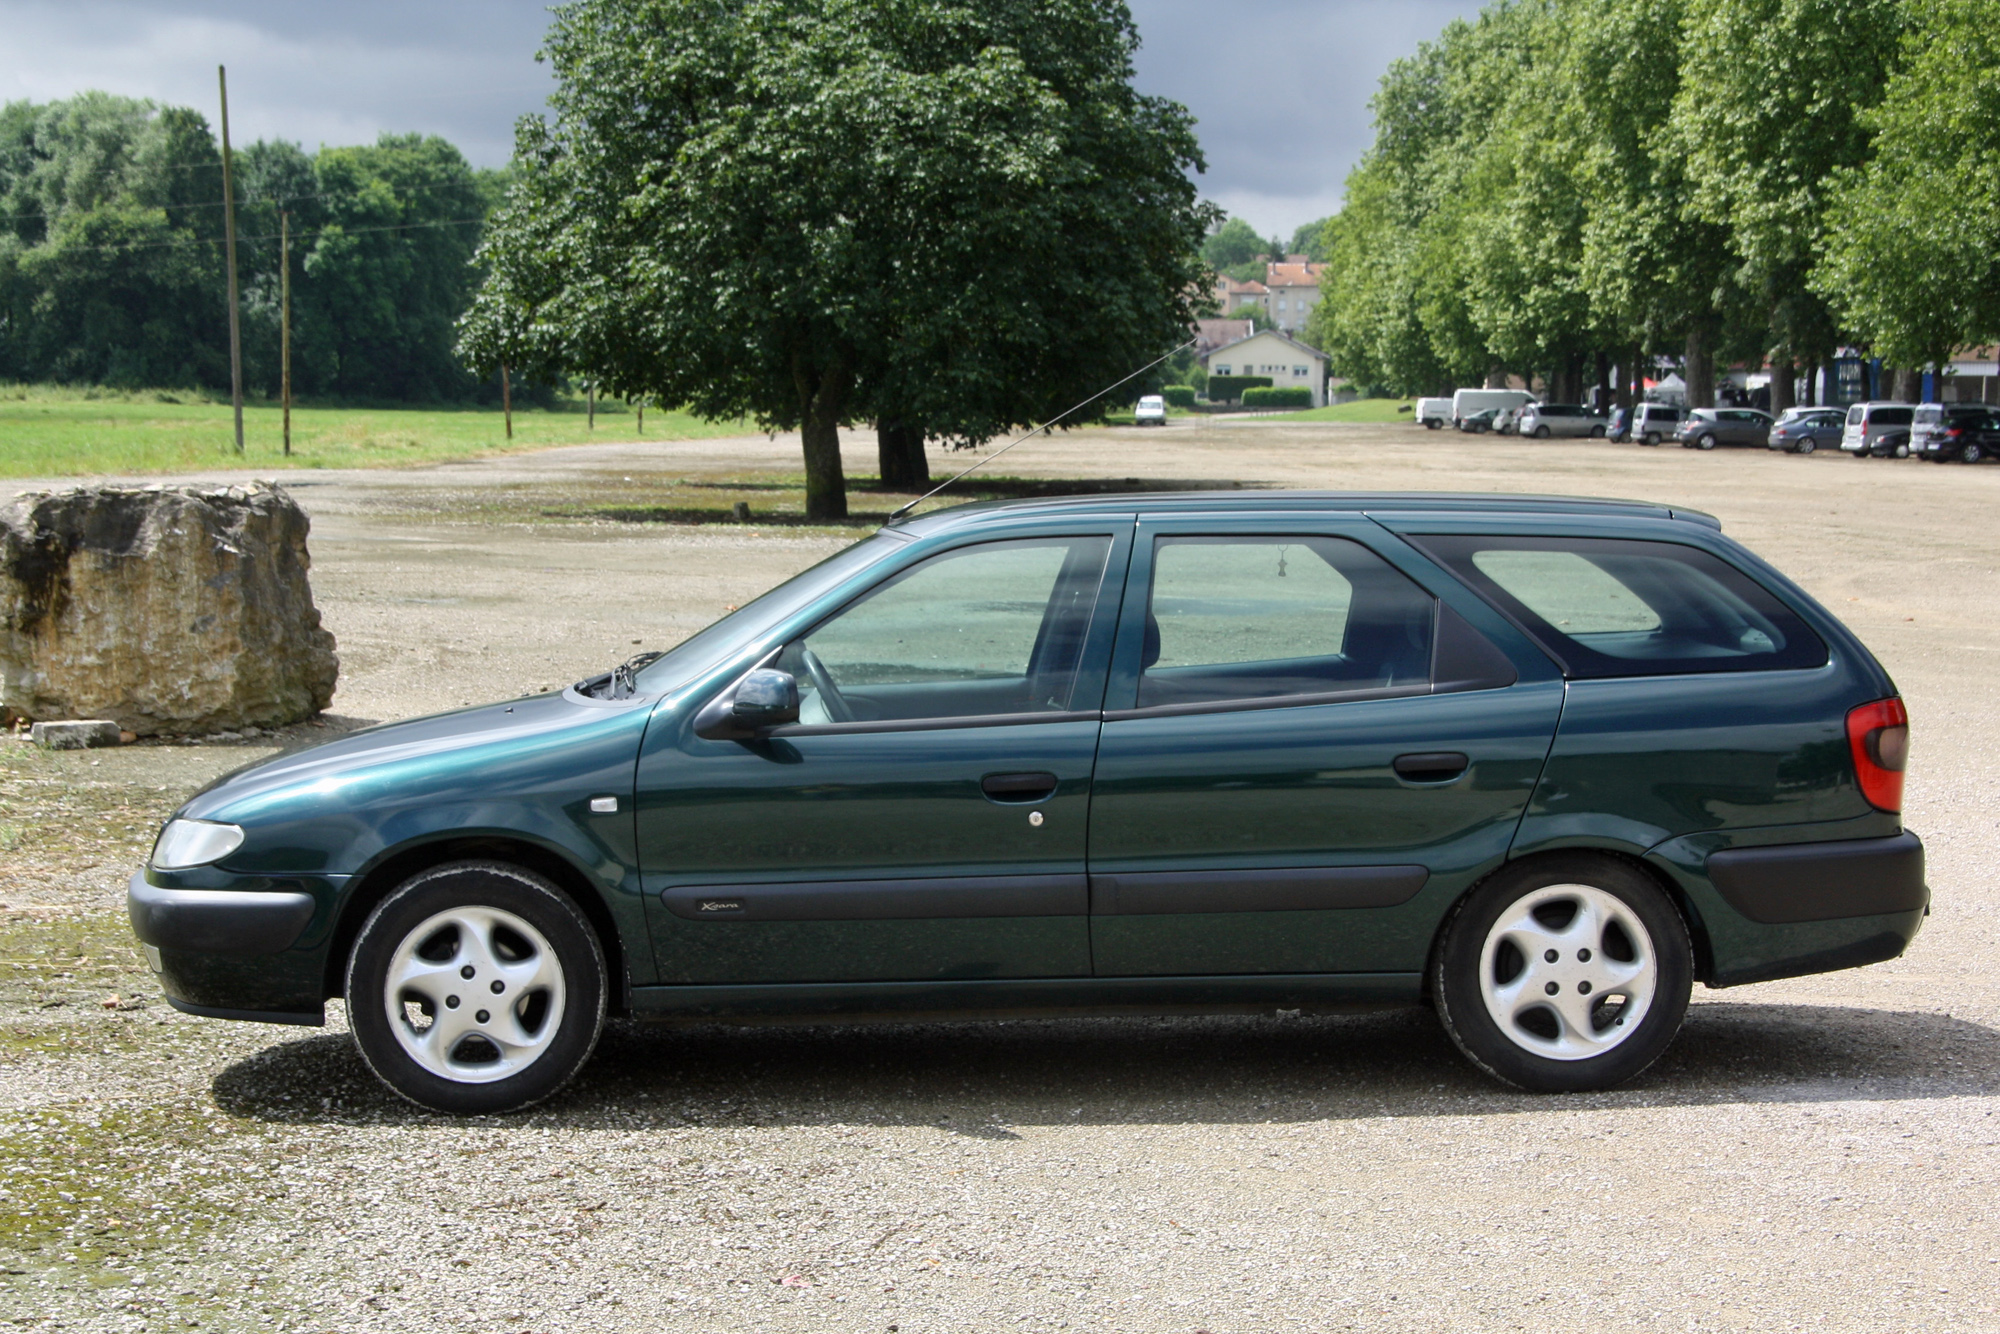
(1161, 385), (1196, 408)
(1204, 375), (1272, 403)
(1241, 385), (1314, 409)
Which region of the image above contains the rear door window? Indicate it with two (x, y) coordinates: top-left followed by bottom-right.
(1873, 407), (1913, 427)
(1137, 536), (1436, 708)
(1414, 536), (1827, 678)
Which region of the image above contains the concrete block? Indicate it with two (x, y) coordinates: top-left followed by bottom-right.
(30, 719), (122, 750)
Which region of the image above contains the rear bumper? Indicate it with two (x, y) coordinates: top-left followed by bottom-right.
(1706, 831), (1926, 924)
(1646, 827), (1928, 989)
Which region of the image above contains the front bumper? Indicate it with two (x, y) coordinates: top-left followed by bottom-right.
(127, 871), (329, 1025)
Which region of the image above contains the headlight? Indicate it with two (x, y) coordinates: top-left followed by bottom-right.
(151, 819), (246, 870)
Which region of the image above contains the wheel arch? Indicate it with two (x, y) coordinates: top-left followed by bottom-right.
(1425, 846), (1716, 995)
(323, 836), (632, 1015)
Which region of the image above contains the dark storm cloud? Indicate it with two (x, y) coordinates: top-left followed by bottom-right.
(2, 0), (1480, 233)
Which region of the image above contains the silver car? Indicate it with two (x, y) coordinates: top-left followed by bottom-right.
(1840, 402), (1914, 457)
(1517, 403), (1609, 439)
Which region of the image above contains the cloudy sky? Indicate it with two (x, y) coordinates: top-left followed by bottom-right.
(1, 0), (1481, 238)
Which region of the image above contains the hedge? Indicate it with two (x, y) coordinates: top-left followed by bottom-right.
(1204, 375), (1272, 402)
(1161, 385), (1196, 408)
(1242, 385), (1314, 409)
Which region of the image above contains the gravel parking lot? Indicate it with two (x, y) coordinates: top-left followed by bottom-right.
(3, 420), (1997, 1332)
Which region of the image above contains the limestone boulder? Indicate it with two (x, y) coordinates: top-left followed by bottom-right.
(0, 481), (338, 736)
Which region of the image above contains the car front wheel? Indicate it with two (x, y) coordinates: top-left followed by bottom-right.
(346, 861), (608, 1114)
(1432, 854), (1692, 1092)
(1534, 425), (1552, 439)
(1641, 432), (1660, 446)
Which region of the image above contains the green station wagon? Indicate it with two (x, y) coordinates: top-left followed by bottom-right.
(129, 493), (1925, 1112)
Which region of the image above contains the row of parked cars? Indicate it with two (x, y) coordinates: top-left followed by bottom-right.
(1414, 391), (2000, 462)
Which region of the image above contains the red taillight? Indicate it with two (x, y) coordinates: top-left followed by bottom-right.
(1846, 697), (1909, 812)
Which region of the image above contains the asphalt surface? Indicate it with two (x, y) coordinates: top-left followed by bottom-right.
(3, 420), (1996, 1332)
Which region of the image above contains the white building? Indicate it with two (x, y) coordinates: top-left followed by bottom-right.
(1202, 329), (1330, 408)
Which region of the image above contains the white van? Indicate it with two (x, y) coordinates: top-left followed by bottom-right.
(1451, 388), (1535, 427)
(1416, 397), (1453, 429)
(1840, 402), (1915, 457)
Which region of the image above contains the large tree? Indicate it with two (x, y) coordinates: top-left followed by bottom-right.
(467, 0), (1212, 520)
(1816, 0), (2000, 371)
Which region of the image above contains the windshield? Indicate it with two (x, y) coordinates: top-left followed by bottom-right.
(628, 533), (907, 695)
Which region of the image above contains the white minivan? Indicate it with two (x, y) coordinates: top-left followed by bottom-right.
(1840, 402), (1915, 457)
(1416, 397), (1453, 429)
(1451, 388), (1535, 428)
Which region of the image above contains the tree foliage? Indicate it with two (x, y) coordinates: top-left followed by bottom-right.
(465, 0), (1213, 519)
(1309, 0), (1984, 402)
(0, 93), (505, 399)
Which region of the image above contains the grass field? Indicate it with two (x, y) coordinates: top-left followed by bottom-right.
(0, 383), (751, 478)
(1268, 397), (1418, 424)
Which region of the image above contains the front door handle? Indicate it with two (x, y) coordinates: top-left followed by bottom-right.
(981, 771), (1059, 803)
(1393, 752), (1469, 783)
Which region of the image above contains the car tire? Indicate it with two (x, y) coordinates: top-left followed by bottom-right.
(1641, 432), (1659, 446)
(1697, 435), (1716, 450)
(1894, 442), (1910, 458)
(1425, 420), (1442, 430)
(1964, 442), (1985, 464)
(346, 861), (608, 1115)
(1590, 425), (1606, 438)
(1797, 438), (1815, 455)
(1534, 425), (1552, 439)
(1432, 853), (1693, 1093)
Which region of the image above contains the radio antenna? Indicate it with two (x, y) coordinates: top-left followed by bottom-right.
(885, 338), (1197, 524)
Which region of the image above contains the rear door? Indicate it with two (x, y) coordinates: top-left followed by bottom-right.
(1086, 514), (1564, 978)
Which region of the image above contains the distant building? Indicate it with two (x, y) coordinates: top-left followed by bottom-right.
(1263, 259), (1328, 337)
(1202, 328), (1329, 408)
(1193, 318), (1255, 358)
(1212, 275), (1268, 316)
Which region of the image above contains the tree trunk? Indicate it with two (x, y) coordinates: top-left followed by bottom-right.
(1593, 350), (1610, 413)
(1684, 328), (1714, 409)
(876, 420), (930, 490)
(1801, 355), (1818, 406)
(1893, 365), (1922, 402)
(1769, 352), (1794, 416)
(795, 353), (851, 521)
(1485, 364), (1508, 389)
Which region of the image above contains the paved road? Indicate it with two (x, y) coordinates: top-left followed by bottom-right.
(5, 422), (1996, 1332)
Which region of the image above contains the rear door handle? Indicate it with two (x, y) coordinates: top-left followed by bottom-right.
(981, 771), (1059, 803)
(1393, 752), (1469, 783)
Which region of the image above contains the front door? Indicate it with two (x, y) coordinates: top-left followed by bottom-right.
(636, 525), (1129, 984)
(1087, 517), (1563, 977)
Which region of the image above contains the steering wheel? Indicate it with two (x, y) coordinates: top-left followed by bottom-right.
(798, 645), (854, 723)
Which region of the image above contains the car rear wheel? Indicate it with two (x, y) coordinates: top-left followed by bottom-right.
(1697, 435), (1716, 450)
(346, 861), (607, 1114)
(1432, 854), (1692, 1092)
(1796, 438), (1815, 454)
(1641, 431), (1660, 446)
(1964, 442), (1986, 464)
(1534, 425), (1552, 439)
(1590, 425), (1606, 438)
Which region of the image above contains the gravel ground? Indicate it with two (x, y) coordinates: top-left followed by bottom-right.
(3, 421), (1997, 1332)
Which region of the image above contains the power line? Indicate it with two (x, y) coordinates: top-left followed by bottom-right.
(18, 214), (489, 257)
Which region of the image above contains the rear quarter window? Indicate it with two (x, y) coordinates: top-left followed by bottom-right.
(1414, 536), (1828, 678)
(1873, 407), (1914, 427)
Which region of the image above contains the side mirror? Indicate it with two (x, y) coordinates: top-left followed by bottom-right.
(694, 667), (799, 739)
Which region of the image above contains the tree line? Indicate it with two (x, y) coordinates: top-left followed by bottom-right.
(1305, 0), (2000, 410)
(0, 92), (506, 401)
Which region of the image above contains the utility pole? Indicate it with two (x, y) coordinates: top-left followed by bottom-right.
(280, 210), (292, 456)
(501, 362), (513, 440)
(218, 65), (244, 454)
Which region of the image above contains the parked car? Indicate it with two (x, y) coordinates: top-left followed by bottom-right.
(1678, 408), (1773, 450)
(1840, 402), (1915, 457)
(1133, 395), (1167, 426)
(1458, 408), (1499, 434)
(130, 491), (1924, 1112)
(1630, 402), (1685, 446)
(1416, 397), (1454, 430)
(1451, 388), (1535, 428)
(1492, 406), (1524, 436)
(1911, 403), (2000, 463)
(1518, 403), (1609, 439)
(1767, 407), (1845, 455)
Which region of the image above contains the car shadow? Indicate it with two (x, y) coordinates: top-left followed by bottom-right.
(211, 1000), (2000, 1130)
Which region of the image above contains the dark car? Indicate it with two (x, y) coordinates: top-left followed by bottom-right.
(1912, 403), (2000, 463)
(130, 492), (1925, 1113)
(1767, 408), (1845, 455)
(1457, 408), (1498, 434)
(1678, 408), (1774, 450)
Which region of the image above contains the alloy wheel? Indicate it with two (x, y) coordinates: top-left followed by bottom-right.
(382, 905), (567, 1083)
(1476, 883), (1658, 1061)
